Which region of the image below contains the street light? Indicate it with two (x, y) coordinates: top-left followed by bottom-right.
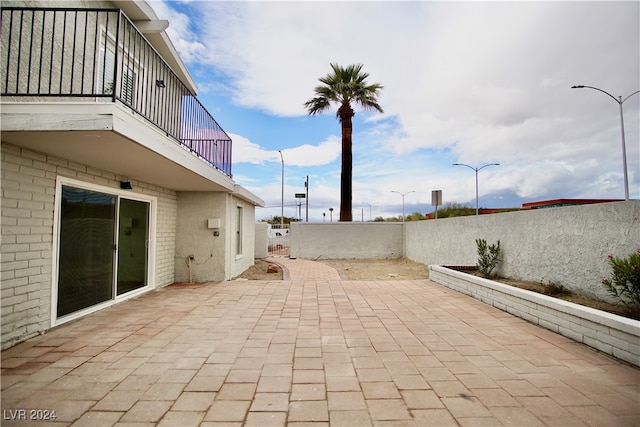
(362, 202), (374, 221)
(391, 191), (415, 222)
(304, 175), (309, 222)
(278, 150), (284, 227)
(571, 85), (640, 201)
(452, 163), (500, 215)
(329, 207), (334, 222)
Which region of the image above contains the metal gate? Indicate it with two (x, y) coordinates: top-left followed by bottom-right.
(268, 224), (290, 257)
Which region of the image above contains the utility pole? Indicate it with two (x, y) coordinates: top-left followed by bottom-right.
(278, 150), (284, 227)
(305, 176), (309, 222)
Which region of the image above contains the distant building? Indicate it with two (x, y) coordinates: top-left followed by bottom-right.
(425, 199), (624, 219)
(522, 199), (623, 209)
(425, 207), (519, 219)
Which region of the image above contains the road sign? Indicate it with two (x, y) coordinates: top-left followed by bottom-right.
(431, 190), (442, 206)
(295, 193), (306, 198)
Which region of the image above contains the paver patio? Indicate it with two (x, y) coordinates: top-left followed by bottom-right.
(1, 259), (639, 426)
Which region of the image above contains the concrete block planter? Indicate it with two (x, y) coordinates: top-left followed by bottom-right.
(429, 265), (640, 367)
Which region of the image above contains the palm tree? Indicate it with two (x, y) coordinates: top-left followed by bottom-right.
(304, 63), (383, 221)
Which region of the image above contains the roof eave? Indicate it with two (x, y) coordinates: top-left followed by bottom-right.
(112, 0), (198, 94)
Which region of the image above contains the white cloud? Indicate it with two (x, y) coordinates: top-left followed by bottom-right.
(151, 1), (207, 63)
(229, 133), (273, 164)
(153, 0), (640, 214)
(280, 136), (341, 167)
(231, 133), (340, 167)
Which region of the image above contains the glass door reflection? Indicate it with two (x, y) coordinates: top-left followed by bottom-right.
(117, 198), (149, 296)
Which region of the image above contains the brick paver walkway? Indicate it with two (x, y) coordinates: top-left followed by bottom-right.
(267, 257), (345, 281)
(1, 260), (639, 426)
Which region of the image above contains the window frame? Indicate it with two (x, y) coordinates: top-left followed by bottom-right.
(51, 176), (157, 327)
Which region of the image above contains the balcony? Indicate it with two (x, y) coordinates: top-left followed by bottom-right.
(0, 6), (232, 178)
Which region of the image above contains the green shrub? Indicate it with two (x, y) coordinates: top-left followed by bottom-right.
(601, 249), (640, 307)
(541, 280), (568, 296)
(434, 202), (475, 218)
(476, 238), (501, 277)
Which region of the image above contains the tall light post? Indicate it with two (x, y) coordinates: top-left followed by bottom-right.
(453, 163), (499, 215)
(362, 202), (374, 221)
(278, 150), (284, 227)
(571, 85), (639, 201)
(391, 191), (415, 222)
(304, 175), (309, 222)
(329, 207), (334, 222)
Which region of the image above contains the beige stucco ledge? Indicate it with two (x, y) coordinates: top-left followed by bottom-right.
(429, 265), (640, 367)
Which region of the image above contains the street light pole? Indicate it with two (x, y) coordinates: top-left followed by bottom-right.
(391, 191), (415, 222)
(362, 202), (374, 221)
(305, 175), (309, 222)
(278, 150), (284, 227)
(453, 163), (500, 215)
(571, 85), (640, 201)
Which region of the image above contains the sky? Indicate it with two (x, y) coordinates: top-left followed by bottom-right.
(149, 1), (639, 222)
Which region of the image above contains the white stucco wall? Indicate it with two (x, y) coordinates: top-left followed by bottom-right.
(289, 222), (404, 260)
(228, 196), (257, 279)
(175, 192), (256, 282)
(405, 201), (640, 301)
(175, 192), (227, 282)
(254, 222), (269, 259)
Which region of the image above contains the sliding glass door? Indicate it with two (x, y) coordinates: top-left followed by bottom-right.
(117, 199), (149, 295)
(57, 187), (116, 317)
(56, 184), (151, 319)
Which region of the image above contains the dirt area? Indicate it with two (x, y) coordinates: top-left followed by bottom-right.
(235, 258), (430, 281)
(482, 274), (639, 320)
(320, 258), (431, 280)
(235, 258), (637, 320)
(235, 259), (284, 280)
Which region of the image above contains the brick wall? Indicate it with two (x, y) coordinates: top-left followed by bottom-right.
(1, 142), (177, 348)
(429, 265), (640, 367)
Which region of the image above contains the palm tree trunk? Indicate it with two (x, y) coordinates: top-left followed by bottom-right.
(339, 102), (355, 221)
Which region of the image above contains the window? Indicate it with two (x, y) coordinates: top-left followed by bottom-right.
(97, 30), (139, 106)
(236, 206), (243, 255)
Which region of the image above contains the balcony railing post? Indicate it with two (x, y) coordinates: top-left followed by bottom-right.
(112, 9), (120, 103)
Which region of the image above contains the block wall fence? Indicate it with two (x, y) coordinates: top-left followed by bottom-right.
(285, 201), (639, 303)
(405, 201), (639, 303)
